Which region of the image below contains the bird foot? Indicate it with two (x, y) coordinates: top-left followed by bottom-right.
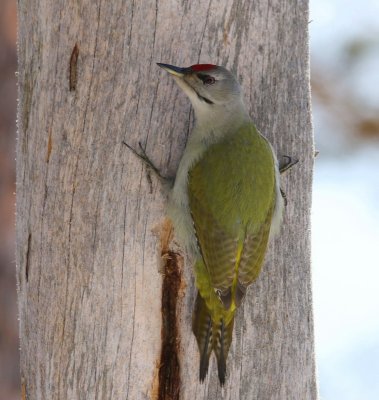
(279, 155), (299, 174)
(279, 155), (299, 206)
(122, 141), (174, 185)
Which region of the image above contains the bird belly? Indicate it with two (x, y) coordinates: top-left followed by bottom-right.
(167, 136), (207, 257)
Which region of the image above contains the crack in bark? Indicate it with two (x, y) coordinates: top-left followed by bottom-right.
(155, 219), (183, 400)
(21, 66), (33, 138)
(158, 249), (182, 400)
(25, 233), (32, 282)
(197, 0), (212, 62)
(125, 263), (137, 400)
(69, 43), (79, 91)
(46, 128), (52, 163)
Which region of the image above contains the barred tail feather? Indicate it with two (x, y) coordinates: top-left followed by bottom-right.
(192, 292), (235, 385)
(192, 293), (213, 381)
(213, 317), (234, 385)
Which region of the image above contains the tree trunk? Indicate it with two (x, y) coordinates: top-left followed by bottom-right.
(17, 1), (317, 399)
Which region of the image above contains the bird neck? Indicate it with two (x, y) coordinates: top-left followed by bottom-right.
(192, 99), (250, 142)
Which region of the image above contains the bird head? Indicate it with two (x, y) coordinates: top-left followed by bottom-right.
(157, 63), (242, 111)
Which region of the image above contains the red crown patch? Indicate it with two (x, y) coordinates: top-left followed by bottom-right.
(190, 64), (216, 72)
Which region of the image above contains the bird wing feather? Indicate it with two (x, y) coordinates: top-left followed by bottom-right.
(188, 124), (276, 309)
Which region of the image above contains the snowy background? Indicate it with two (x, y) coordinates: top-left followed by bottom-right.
(311, 1), (379, 399)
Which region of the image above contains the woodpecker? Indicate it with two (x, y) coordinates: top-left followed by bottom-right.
(155, 63), (287, 385)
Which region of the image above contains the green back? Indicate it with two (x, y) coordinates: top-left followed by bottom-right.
(188, 122), (276, 310)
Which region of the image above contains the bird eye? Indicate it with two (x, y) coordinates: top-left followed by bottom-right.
(203, 76), (216, 85)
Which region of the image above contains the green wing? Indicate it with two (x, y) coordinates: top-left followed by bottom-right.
(188, 123), (276, 309)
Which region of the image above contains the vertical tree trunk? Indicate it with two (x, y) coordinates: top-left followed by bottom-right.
(17, 1), (317, 399)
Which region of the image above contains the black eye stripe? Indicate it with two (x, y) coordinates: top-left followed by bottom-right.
(198, 94), (214, 104)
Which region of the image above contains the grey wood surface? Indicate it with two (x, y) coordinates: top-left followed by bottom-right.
(17, 0), (317, 398)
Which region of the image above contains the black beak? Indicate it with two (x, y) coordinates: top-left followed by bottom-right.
(157, 63), (190, 77)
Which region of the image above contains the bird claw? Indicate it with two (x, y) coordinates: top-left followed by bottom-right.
(279, 155), (299, 174)
(280, 188), (288, 207)
(122, 140), (174, 185)
(279, 155), (298, 206)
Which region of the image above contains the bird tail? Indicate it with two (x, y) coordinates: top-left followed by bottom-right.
(213, 315), (234, 385)
(192, 292), (234, 385)
(192, 293), (213, 381)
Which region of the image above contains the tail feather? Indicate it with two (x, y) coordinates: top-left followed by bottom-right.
(192, 292), (235, 385)
(199, 322), (212, 382)
(213, 318), (234, 385)
(192, 293), (213, 381)
(215, 320), (226, 385)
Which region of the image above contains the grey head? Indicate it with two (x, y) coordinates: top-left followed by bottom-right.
(157, 63), (243, 110)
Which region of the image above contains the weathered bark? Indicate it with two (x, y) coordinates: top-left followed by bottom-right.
(17, 1), (317, 399)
